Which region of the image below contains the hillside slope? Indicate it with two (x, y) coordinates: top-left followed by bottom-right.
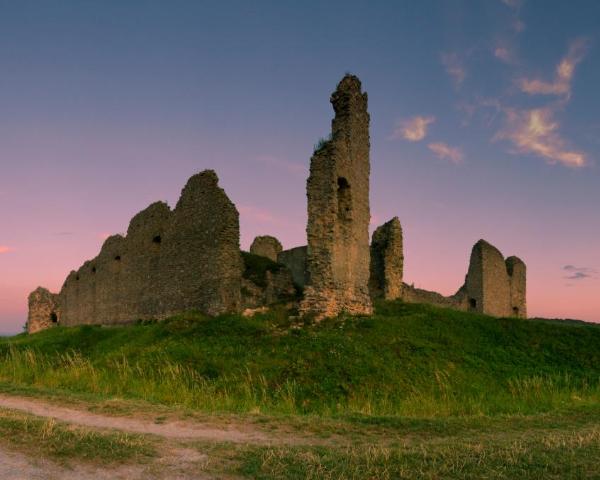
(1, 301), (599, 417)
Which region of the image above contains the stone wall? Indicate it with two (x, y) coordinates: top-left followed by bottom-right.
(464, 240), (511, 317)
(31, 170), (242, 331)
(250, 235), (282, 262)
(369, 217), (403, 300)
(27, 287), (60, 334)
(278, 246), (308, 289)
(300, 75), (373, 319)
(506, 256), (527, 318)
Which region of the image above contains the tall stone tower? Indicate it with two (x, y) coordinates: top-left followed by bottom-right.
(300, 75), (373, 319)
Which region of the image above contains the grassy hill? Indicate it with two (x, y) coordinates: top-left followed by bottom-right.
(1, 300), (599, 418)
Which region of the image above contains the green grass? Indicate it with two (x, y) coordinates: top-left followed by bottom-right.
(0, 407), (156, 464)
(236, 427), (600, 479)
(1, 301), (600, 418)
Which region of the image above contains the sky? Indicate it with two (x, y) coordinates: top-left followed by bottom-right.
(1, 0), (599, 334)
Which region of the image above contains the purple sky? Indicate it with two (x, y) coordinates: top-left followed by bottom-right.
(1, 0), (599, 334)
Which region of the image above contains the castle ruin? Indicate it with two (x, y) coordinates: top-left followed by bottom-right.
(27, 74), (527, 333)
(299, 75), (373, 319)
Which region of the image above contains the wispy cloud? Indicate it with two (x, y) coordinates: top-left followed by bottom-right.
(441, 53), (466, 87)
(500, 0), (525, 32)
(495, 107), (587, 168)
(389, 116), (435, 142)
(518, 39), (588, 98)
(239, 205), (277, 224)
(427, 142), (464, 164)
(0, 245), (14, 254)
(494, 46), (513, 64)
(563, 265), (597, 281)
(256, 155), (307, 177)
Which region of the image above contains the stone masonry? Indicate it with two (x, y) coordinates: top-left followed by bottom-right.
(250, 235), (283, 262)
(27, 74), (528, 332)
(278, 246), (308, 289)
(400, 239), (527, 318)
(29, 170), (242, 331)
(27, 287), (60, 334)
(300, 75), (373, 319)
(464, 240), (512, 317)
(505, 256), (527, 318)
(369, 217), (404, 300)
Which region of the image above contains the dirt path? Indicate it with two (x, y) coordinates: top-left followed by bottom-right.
(0, 444), (220, 480)
(0, 394), (269, 444)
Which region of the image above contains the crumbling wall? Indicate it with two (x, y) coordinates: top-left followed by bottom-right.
(369, 217), (403, 300)
(27, 287), (60, 333)
(37, 170), (242, 330)
(401, 239), (526, 319)
(250, 235), (282, 262)
(463, 240), (517, 317)
(300, 75), (373, 319)
(160, 171), (242, 317)
(278, 246), (308, 289)
(506, 256), (527, 318)
(402, 284), (463, 309)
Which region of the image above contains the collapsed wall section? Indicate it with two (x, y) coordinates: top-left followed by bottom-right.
(300, 75), (373, 319)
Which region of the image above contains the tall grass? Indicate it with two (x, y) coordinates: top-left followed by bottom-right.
(2, 344), (599, 417)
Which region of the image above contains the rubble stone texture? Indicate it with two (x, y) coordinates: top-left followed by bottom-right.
(300, 75), (373, 319)
(33, 170), (242, 332)
(506, 256), (527, 318)
(250, 235), (283, 262)
(27, 287), (60, 334)
(278, 246), (308, 288)
(369, 217), (403, 300)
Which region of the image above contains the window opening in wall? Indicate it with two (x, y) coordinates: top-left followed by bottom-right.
(92, 266), (96, 273)
(513, 307), (519, 315)
(337, 177), (351, 222)
(114, 255), (121, 261)
(469, 298), (477, 309)
(152, 235), (162, 244)
(50, 312), (58, 323)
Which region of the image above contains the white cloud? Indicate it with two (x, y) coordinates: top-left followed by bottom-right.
(518, 39), (588, 98)
(390, 116), (435, 142)
(427, 143), (464, 164)
(495, 108), (587, 168)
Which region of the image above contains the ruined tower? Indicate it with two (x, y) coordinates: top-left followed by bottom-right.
(369, 217), (404, 300)
(463, 239), (528, 318)
(300, 75), (373, 319)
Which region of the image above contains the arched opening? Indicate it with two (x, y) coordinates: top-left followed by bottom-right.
(337, 177), (352, 222)
(469, 298), (477, 310)
(152, 235), (162, 244)
(114, 255), (121, 261)
(513, 306), (519, 315)
(50, 312), (58, 324)
(91, 266), (96, 274)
